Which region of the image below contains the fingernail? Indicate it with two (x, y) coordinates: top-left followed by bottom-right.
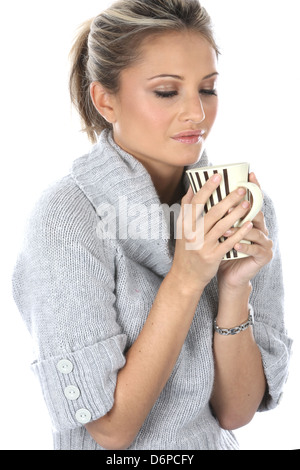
(212, 174), (222, 183)
(223, 229), (233, 236)
(242, 201), (250, 209)
(238, 187), (246, 196)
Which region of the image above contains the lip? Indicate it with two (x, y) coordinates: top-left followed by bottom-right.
(171, 130), (206, 144)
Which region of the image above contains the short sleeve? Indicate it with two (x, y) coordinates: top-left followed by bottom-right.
(12, 178), (127, 431)
(250, 193), (293, 411)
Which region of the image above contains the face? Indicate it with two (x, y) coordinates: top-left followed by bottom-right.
(108, 31), (219, 174)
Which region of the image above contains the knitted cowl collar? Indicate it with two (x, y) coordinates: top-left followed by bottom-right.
(72, 130), (209, 277)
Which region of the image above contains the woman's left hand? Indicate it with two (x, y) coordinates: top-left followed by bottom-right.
(217, 173), (273, 290)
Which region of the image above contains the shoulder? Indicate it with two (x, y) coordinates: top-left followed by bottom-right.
(31, 174), (95, 221)
(26, 174), (99, 244)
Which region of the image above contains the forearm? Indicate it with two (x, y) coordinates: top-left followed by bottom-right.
(210, 284), (266, 430)
(86, 270), (203, 450)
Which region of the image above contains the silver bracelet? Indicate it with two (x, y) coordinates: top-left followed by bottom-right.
(214, 313), (254, 336)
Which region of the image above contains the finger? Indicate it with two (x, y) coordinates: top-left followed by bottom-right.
(224, 222), (270, 246)
(204, 187), (250, 234)
(234, 235), (273, 263)
(223, 227), (238, 238)
(191, 173), (222, 206)
(251, 210), (269, 236)
(239, 227), (270, 246)
(248, 174), (268, 235)
(183, 185), (195, 204)
(249, 171), (261, 189)
(208, 198), (251, 238)
(217, 221), (254, 258)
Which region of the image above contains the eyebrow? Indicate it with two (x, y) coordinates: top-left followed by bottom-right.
(147, 72), (219, 81)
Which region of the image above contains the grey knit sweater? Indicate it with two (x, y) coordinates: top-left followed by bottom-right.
(12, 130), (292, 450)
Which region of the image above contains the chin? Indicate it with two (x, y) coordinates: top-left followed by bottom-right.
(182, 147), (206, 167)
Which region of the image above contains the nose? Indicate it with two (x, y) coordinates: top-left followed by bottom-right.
(180, 95), (205, 124)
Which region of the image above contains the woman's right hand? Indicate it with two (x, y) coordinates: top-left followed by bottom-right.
(170, 174), (254, 295)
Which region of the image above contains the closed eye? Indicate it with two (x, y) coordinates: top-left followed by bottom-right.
(155, 89), (218, 99)
(200, 89), (217, 96)
(154, 90), (178, 99)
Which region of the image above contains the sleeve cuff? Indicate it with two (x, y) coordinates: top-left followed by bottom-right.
(31, 334), (127, 431)
(253, 320), (293, 411)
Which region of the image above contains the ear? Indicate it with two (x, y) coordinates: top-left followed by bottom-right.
(90, 82), (117, 123)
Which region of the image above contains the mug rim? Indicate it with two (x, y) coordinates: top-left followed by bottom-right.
(186, 162), (249, 173)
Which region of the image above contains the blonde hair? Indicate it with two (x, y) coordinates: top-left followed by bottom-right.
(69, 0), (219, 143)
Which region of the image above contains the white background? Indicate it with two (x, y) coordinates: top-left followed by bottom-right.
(1, 0), (299, 450)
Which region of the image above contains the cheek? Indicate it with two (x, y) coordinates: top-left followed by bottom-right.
(149, 108), (171, 127)
(135, 102), (171, 132)
(133, 89), (172, 126)
(116, 85), (172, 135)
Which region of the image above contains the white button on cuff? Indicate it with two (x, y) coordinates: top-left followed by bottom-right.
(75, 408), (92, 424)
(64, 385), (80, 401)
(57, 359), (73, 374)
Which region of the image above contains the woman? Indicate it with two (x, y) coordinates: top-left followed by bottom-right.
(13, 0), (292, 450)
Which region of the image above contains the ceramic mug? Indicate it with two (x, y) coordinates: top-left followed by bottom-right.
(186, 162), (263, 260)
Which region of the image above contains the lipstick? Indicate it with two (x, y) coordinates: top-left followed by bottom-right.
(171, 130), (205, 144)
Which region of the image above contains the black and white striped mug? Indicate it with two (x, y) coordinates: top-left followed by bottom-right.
(186, 162), (263, 260)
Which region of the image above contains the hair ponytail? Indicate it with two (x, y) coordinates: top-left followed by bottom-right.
(69, 19), (110, 144)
